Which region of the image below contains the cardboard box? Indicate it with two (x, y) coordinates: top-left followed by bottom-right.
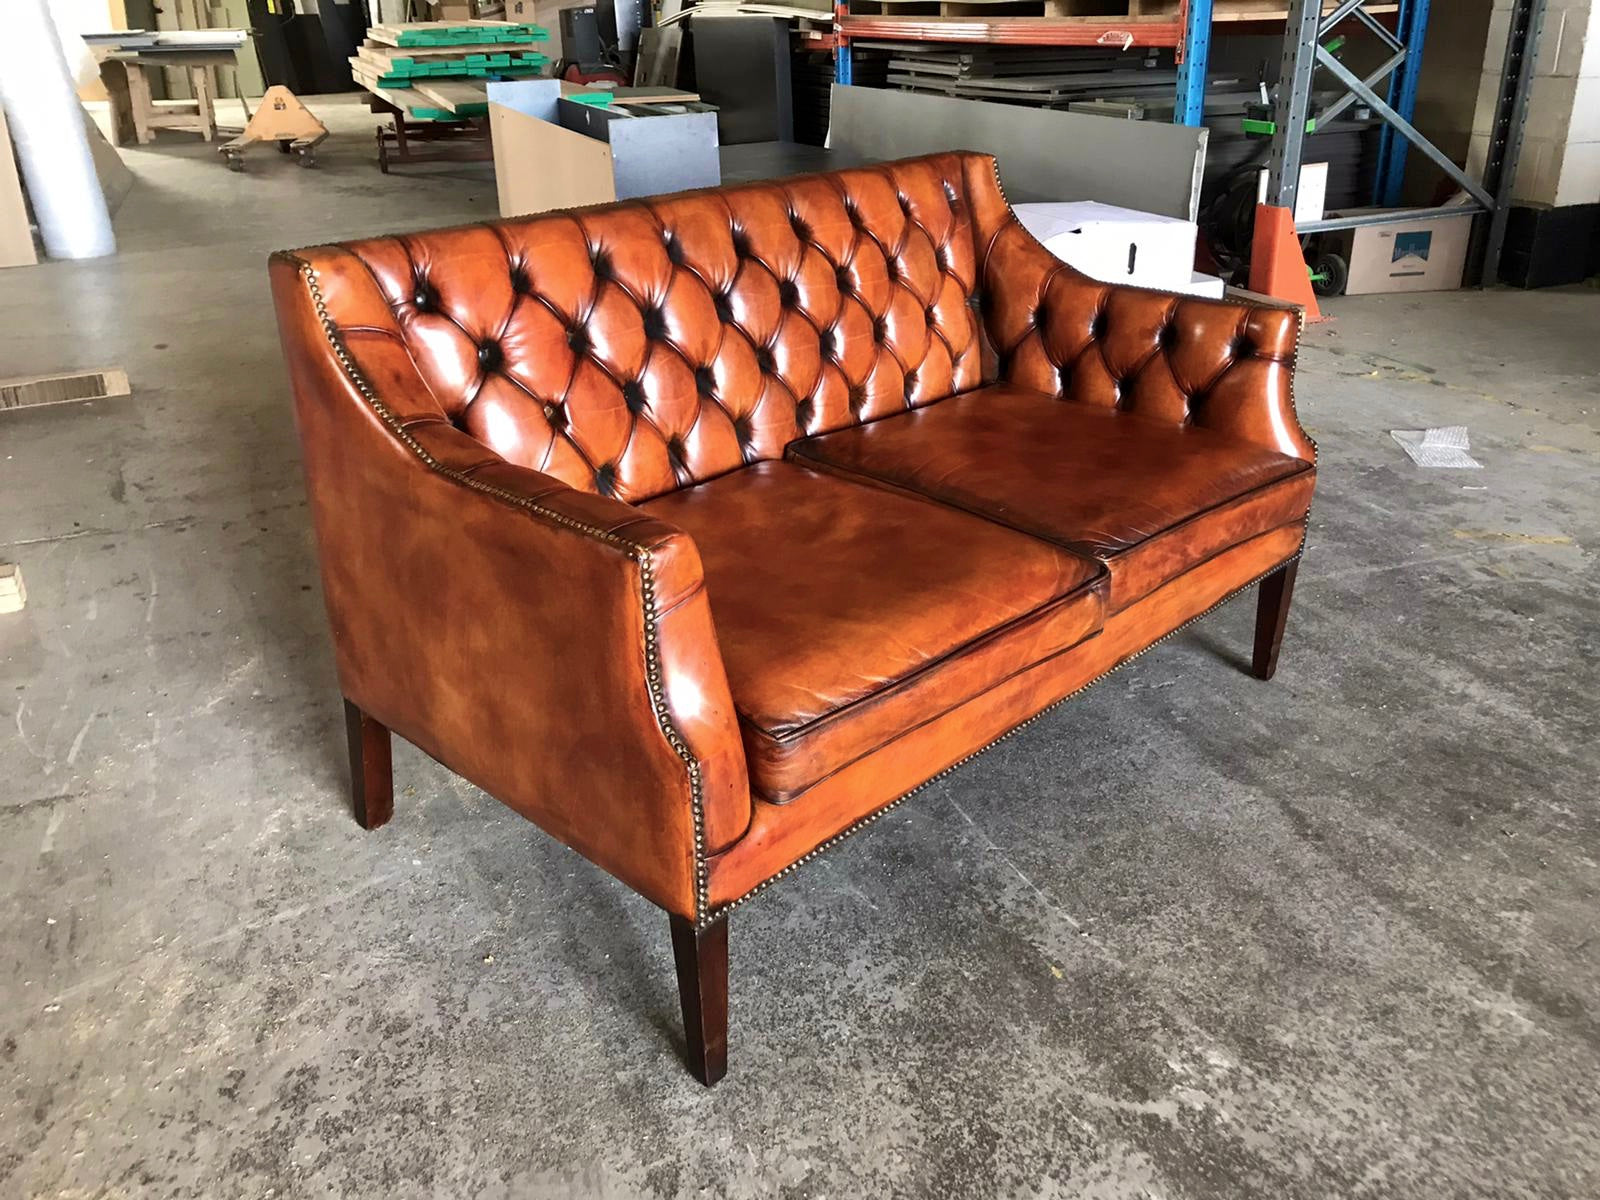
(1012, 201), (1199, 292)
(1329, 209), (1472, 294)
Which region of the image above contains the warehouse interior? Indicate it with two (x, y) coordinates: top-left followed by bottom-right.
(2, 1), (1598, 1197)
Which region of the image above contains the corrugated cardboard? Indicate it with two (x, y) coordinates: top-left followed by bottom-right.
(1332, 210), (1472, 295)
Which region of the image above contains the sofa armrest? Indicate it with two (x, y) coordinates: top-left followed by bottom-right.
(962, 158), (1314, 464)
(270, 251), (750, 921)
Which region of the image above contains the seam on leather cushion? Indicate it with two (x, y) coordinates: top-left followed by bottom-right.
(788, 411), (1314, 570)
(749, 627), (1106, 806)
(741, 570), (1104, 746)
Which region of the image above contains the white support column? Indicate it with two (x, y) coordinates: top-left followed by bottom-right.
(0, 0), (116, 260)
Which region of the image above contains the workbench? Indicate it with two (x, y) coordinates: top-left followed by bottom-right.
(100, 49), (245, 145)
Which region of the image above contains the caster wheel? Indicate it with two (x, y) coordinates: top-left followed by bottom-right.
(1311, 251), (1348, 298)
(224, 154), (243, 172)
(297, 149), (317, 168)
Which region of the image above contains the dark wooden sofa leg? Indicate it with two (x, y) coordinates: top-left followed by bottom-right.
(343, 699), (394, 830)
(670, 913), (729, 1086)
(1252, 560), (1300, 682)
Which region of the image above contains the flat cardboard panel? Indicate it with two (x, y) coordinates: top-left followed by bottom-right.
(828, 84), (1206, 221)
(1013, 201), (1199, 291)
(489, 101), (615, 218)
(0, 103), (38, 269)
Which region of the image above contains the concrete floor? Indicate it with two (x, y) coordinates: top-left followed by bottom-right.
(3, 99), (1599, 1199)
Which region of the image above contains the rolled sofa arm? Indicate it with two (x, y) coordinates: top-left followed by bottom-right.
(269, 250), (750, 921)
(959, 155), (1314, 463)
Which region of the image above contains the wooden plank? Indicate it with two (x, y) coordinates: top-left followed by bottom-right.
(0, 104), (37, 270)
(354, 76), (469, 121)
(413, 80), (490, 113)
(367, 20), (547, 47)
(1132, 0), (1396, 15)
(558, 81), (701, 106)
(362, 40), (548, 60)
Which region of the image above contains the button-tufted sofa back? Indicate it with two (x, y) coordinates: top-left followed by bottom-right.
(296, 152), (1006, 503)
(279, 150), (1310, 506)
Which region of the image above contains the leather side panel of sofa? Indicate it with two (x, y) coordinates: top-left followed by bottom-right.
(270, 250), (752, 919)
(703, 520), (1307, 912)
(959, 155), (1316, 466)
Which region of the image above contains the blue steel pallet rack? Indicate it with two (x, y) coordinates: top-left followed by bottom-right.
(833, 1), (1434, 140)
(1263, 0), (1544, 283)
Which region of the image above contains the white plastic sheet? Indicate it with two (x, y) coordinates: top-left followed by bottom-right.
(1390, 427), (1483, 469)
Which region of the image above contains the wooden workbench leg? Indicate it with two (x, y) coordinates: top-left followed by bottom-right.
(125, 64), (155, 144)
(192, 66), (216, 141)
(101, 61), (136, 147)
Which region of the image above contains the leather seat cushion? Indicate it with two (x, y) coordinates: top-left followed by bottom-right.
(791, 383), (1315, 612)
(641, 461), (1105, 804)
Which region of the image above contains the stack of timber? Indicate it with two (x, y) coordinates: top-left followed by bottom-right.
(348, 21), (550, 121)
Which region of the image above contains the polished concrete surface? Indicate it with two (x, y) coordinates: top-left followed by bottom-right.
(3, 98), (1598, 1198)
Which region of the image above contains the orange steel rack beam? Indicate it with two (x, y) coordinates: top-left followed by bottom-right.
(837, 14), (1186, 50)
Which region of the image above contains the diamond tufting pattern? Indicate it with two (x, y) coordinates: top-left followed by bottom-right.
(976, 210), (1313, 462)
(308, 154), (984, 503)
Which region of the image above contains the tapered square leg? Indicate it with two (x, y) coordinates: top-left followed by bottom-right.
(343, 699), (393, 830)
(1252, 560), (1300, 681)
(669, 913), (728, 1086)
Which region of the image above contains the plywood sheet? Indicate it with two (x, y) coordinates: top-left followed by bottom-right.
(489, 101), (615, 217)
(0, 103), (37, 269)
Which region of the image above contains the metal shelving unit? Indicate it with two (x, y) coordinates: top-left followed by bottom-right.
(829, 0), (1536, 282)
(1263, 0), (1544, 283)
(834, 0), (1217, 126)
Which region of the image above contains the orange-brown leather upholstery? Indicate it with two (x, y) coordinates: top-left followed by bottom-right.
(271, 150), (1315, 925)
(641, 460), (1105, 802)
(314, 154), (985, 505)
(792, 383), (1314, 611)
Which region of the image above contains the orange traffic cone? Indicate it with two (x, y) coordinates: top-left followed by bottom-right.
(1249, 203), (1322, 321)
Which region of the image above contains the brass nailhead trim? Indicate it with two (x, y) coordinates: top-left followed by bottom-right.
(286, 254), (712, 922)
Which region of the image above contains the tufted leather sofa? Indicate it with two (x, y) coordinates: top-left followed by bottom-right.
(270, 151), (1315, 1085)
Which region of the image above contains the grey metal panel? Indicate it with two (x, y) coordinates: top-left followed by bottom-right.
(485, 78), (563, 123)
(608, 112), (722, 199)
(556, 96), (619, 141)
(827, 85), (1207, 221)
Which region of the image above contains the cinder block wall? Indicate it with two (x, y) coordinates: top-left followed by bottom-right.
(1470, 0), (1600, 207)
